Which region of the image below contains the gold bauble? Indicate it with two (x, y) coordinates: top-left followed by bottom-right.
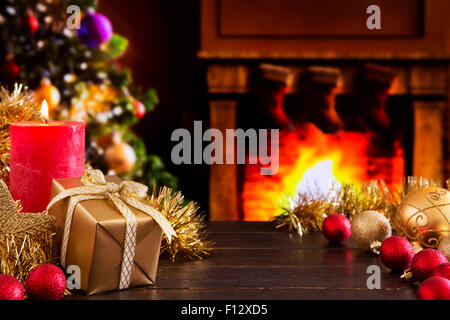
(395, 186), (450, 249)
(351, 210), (392, 252)
(438, 235), (450, 260)
(34, 78), (60, 113)
(104, 142), (136, 174)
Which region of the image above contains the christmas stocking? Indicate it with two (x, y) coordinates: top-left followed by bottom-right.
(296, 66), (343, 134)
(252, 64), (293, 130)
(354, 64), (396, 131)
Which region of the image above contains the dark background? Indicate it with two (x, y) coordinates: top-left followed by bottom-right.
(98, 0), (209, 209)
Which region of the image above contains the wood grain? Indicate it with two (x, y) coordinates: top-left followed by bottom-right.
(66, 222), (417, 300)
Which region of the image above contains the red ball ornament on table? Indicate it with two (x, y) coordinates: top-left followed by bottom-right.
(25, 264), (66, 300)
(380, 236), (415, 272)
(432, 263), (450, 281)
(0, 274), (24, 300)
(410, 249), (448, 282)
(322, 214), (351, 244)
(417, 277), (450, 300)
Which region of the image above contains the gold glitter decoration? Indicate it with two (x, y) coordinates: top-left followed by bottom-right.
(148, 187), (214, 262)
(437, 235), (450, 260)
(275, 177), (440, 237)
(0, 84), (41, 182)
(351, 210), (392, 253)
(395, 186), (450, 249)
(0, 179), (56, 282)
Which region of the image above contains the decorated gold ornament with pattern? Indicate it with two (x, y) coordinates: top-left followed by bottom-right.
(395, 186), (450, 249)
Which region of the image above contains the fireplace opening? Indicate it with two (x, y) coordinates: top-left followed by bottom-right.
(237, 68), (413, 221)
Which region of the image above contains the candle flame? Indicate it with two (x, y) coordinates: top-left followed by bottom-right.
(40, 100), (49, 120)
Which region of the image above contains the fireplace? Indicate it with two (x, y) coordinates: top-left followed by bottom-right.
(200, 0), (450, 220)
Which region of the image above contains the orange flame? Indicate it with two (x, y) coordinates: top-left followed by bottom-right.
(242, 125), (404, 221)
(40, 100), (49, 120)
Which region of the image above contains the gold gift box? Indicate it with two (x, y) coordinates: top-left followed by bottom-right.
(48, 176), (163, 295)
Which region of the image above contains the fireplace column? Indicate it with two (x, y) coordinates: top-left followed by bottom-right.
(206, 65), (248, 220)
(410, 65), (449, 182)
(209, 100), (238, 220)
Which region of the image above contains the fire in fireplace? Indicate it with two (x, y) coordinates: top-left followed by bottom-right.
(202, 1), (449, 221)
(241, 126), (405, 221)
(238, 64), (408, 221)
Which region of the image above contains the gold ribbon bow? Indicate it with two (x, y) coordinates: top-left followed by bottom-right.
(46, 168), (177, 290)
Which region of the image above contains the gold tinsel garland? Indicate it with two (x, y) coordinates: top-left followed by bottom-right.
(0, 179), (56, 283)
(0, 84), (41, 182)
(148, 187), (214, 262)
(275, 177), (441, 236)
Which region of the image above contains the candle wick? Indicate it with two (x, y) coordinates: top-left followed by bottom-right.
(45, 119), (48, 124)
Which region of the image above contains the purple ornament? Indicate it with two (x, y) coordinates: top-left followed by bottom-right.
(78, 12), (113, 48)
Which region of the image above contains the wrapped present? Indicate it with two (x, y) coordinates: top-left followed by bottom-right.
(46, 168), (176, 295)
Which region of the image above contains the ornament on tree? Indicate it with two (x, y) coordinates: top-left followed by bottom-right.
(432, 263), (450, 281)
(104, 140), (136, 174)
(417, 277), (450, 300)
(0, 274), (24, 300)
(380, 236), (415, 272)
(351, 210), (392, 253)
(1, 56), (20, 81)
(321, 214), (351, 244)
(70, 83), (118, 121)
(19, 10), (39, 35)
(25, 264), (66, 300)
(395, 186), (450, 250)
(77, 11), (113, 48)
(134, 100), (146, 119)
(405, 249), (448, 282)
(34, 77), (60, 113)
(438, 235), (450, 261)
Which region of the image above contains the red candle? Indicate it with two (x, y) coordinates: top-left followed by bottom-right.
(9, 102), (85, 212)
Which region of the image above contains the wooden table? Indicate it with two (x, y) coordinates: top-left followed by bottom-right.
(67, 221), (417, 300)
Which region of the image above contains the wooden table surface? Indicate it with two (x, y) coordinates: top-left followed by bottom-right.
(67, 221), (417, 300)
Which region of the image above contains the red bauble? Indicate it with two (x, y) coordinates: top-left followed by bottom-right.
(25, 264), (66, 300)
(322, 214), (351, 244)
(417, 277), (450, 300)
(20, 12), (39, 34)
(410, 249), (448, 282)
(432, 263), (450, 281)
(1, 60), (20, 80)
(0, 274), (24, 300)
(380, 236), (415, 272)
(133, 100), (146, 118)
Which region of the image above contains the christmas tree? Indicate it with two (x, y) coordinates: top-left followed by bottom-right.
(0, 0), (177, 189)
